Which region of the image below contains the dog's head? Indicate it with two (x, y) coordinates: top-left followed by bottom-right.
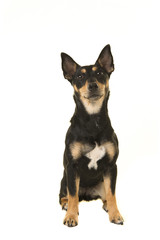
(61, 45), (114, 114)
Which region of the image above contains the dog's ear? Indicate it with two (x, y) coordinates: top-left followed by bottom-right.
(96, 45), (114, 74)
(61, 53), (80, 82)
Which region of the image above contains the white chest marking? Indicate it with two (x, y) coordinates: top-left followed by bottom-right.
(85, 143), (105, 170)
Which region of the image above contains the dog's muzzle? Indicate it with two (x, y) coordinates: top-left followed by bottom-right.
(88, 82), (98, 92)
(85, 82), (102, 100)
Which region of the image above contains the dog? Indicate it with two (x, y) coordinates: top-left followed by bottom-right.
(59, 45), (124, 227)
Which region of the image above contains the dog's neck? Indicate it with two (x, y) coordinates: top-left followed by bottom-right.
(72, 93), (111, 131)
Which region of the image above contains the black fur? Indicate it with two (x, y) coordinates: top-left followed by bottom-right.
(59, 45), (118, 203)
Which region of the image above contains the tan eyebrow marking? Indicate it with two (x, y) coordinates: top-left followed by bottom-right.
(81, 68), (86, 73)
(92, 66), (97, 71)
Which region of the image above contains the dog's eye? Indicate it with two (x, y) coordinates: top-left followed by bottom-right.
(77, 75), (83, 79)
(96, 71), (104, 76)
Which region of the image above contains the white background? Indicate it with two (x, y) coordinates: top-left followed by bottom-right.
(0, 0), (160, 239)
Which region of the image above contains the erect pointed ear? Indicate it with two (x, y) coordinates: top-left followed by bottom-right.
(96, 45), (114, 74)
(61, 53), (80, 81)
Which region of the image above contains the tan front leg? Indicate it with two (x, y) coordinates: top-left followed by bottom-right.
(63, 178), (80, 227)
(103, 176), (124, 225)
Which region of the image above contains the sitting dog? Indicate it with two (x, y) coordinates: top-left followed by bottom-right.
(59, 45), (124, 227)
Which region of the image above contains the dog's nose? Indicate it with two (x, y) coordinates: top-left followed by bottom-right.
(88, 82), (98, 91)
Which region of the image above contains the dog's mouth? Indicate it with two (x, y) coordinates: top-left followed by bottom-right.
(84, 94), (103, 100)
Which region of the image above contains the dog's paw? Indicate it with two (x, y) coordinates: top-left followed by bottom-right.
(63, 214), (78, 227)
(109, 211), (124, 225)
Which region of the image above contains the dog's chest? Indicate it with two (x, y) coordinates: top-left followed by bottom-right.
(85, 143), (105, 170)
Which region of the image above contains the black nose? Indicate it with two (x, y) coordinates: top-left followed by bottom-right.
(88, 82), (98, 91)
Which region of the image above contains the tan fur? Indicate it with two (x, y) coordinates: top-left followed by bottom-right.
(70, 142), (83, 160)
(103, 176), (124, 224)
(61, 197), (68, 210)
(92, 66), (97, 71)
(63, 178), (80, 227)
(73, 84), (78, 92)
(70, 142), (93, 160)
(79, 81), (88, 96)
(80, 95), (105, 114)
(103, 141), (115, 161)
(81, 68), (86, 73)
(97, 81), (106, 91)
(106, 79), (109, 88)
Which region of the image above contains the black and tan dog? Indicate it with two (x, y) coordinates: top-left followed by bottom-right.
(59, 45), (124, 227)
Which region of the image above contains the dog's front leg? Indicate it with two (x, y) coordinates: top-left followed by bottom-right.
(103, 165), (124, 225)
(63, 163), (80, 227)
